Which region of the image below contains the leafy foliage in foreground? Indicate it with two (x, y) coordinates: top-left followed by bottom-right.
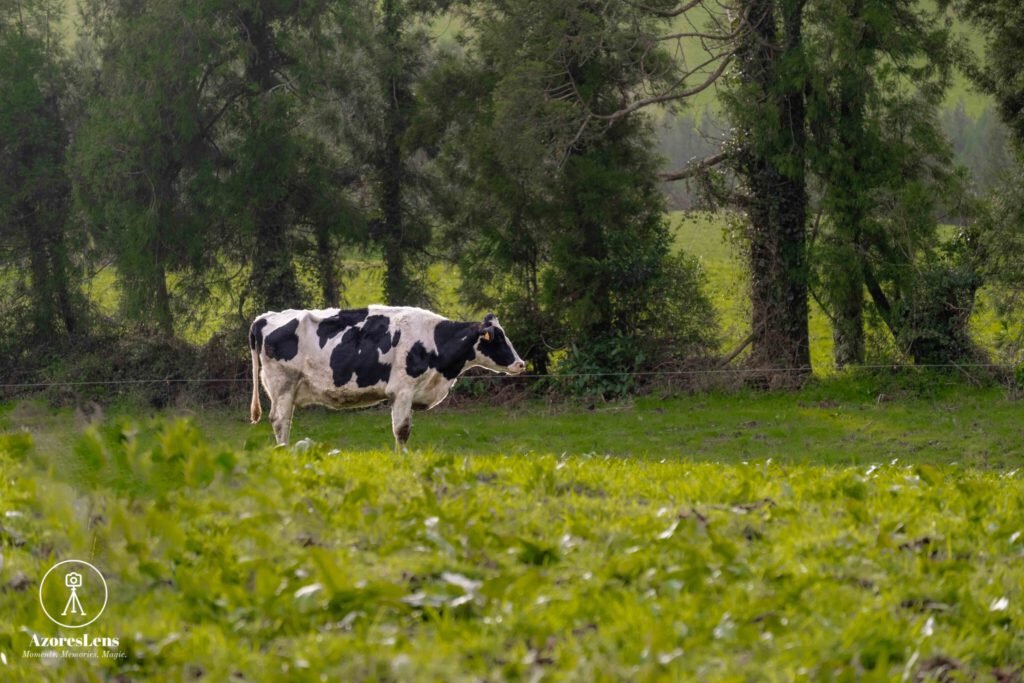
(0, 419), (1022, 681)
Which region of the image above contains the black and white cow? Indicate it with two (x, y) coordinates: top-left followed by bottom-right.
(249, 306), (526, 450)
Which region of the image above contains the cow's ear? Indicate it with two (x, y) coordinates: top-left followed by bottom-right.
(479, 323), (494, 342)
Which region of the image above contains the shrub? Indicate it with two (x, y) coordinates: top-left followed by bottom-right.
(556, 252), (719, 398)
(895, 258), (984, 366)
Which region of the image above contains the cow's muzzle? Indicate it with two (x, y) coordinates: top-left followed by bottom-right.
(509, 360), (526, 374)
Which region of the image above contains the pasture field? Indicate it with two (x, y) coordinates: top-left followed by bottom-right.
(1, 379), (1023, 681)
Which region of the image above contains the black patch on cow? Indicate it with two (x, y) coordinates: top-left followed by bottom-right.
(329, 315), (394, 387)
(264, 319), (300, 361)
(316, 308), (368, 349)
(404, 322), (480, 380)
(478, 327), (517, 367)
(396, 420), (411, 443)
(434, 322), (481, 378)
(406, 341), (431, 378)
(249, 318), (268, 352)
(377, 323), (399, 354)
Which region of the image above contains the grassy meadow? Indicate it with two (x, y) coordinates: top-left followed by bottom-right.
(2, 377), (1024, 681)
(6, 209), (1019, 679)
(7, 7), (1017, 679)
(9, 13), (1016, 677)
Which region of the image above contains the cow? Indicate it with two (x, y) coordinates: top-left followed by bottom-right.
(249, 305), (526, 451)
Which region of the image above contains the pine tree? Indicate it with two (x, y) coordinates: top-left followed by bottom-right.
(72, 0), (230, 335)
(806, 0), (973, 365)
(0, 0), (81, 342)
(74, 0), (364, 328)
(805, 0), (958, 366)
(430, 0), (718, 377)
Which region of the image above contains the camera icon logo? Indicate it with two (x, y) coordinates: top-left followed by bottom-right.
(39, 560), (108, 628)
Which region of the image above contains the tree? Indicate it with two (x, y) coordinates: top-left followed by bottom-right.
(219, 0), (369, 316)
(73, 0), (365, 330)
(974, 163), (1024, 362)
(804, 0), (961, 366)
(719, 0), (812, 374)
(72, 0), (233, 335)
(693, 0), (973, 370)
(956, 0), (1024, 363)
(430, 0), (719, 377)
(224, 0), (342, 315)
(954, 0), (1024, 148)
(371, 0), (432, 306)
(0, 0), (81, 342)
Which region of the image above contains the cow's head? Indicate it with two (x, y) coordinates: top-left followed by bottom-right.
(475, 313), (526, 374)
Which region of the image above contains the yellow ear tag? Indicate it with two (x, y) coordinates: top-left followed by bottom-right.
(482, 331), (492, 342)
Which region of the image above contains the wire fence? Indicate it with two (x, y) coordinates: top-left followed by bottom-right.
(0, 363), (1015, 390)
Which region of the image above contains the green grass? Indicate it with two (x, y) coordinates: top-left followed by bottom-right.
(4, 374), (1021, 467)
(1, 384), (1023, 680)
(671, 211), (751, 357)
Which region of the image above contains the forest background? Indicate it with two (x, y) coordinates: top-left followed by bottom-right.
(4, 0), (1024, 402)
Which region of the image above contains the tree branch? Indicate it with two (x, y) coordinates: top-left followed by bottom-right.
(717, 331), (755, 367)
(622, 0), (709, 18)
(862, 260), (896, 336)
(659, 150), (732, 181)
(656, 27), (741, 43)
(594, 53), (734, 123)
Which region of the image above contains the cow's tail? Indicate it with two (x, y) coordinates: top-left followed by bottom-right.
(249, 324), (262, 424)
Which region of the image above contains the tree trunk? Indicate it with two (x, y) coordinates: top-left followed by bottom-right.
(16, 90), (77, 339)
(47, 232), (78, 336)
(824, 0), (868, 367)
(316, 223), (340, 308)
(152, 259), (174, 338)
(142, 229), (175, 337)
(381, 0), (405, 305)
(739, 0), (811, 372)
(242, 8), (302, 312)
(377, 0), (423, 307)
(747, 165), (811, 370)
(827, 149), (867, 368)
(831, 258), (864, 367)
(24, 220), (58, 338)
(381, 58), (408, 306)
(250, 194), (302, 312)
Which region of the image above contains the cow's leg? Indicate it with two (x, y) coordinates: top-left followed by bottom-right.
(390, 392), (414, 454)
(268, 381), (297, 447)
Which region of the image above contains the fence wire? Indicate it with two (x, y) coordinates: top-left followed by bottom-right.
(0, 363), (1013, 390)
